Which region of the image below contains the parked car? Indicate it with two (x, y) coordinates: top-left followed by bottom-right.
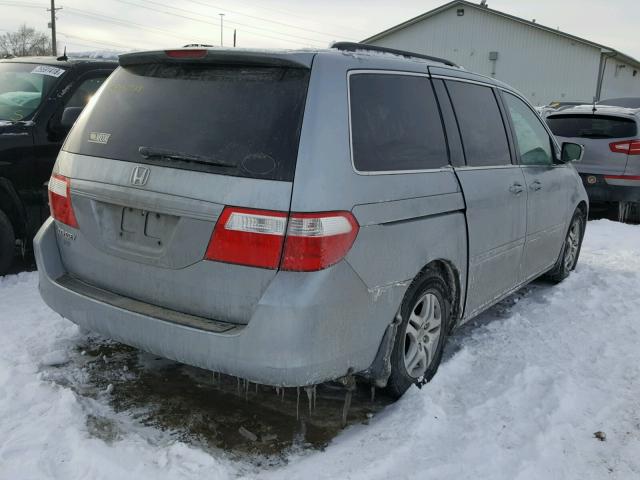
(547, 104), (640, 221)
(34, 43), (587, 398)
(0, 55), (117, 275)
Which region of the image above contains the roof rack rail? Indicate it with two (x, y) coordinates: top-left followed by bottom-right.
(331, 42), (458, 67)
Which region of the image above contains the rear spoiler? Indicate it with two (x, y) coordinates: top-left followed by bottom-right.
(119, 49), (314, 69)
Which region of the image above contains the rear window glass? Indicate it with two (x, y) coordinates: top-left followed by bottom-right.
(63, 64), (310, 181)
(445, 81), (512, 167)
(349, 73), (448, 172)
(546, 115), (637, 139)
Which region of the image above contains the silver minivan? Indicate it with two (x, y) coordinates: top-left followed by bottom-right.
(35, 43), (588, 397)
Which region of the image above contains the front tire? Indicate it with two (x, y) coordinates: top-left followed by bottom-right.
(0, 209), (16, 276)
(386, 270), (451, 399)
(546, 209), (584, 283)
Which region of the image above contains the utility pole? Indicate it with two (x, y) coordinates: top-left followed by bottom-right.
(219, 13), (224, 47)
(233, 29), (236, 48)
(47, 0), (62, 56)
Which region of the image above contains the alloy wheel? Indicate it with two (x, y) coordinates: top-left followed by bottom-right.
(564, 218), (581, 271)
(403, 292), (443, 378)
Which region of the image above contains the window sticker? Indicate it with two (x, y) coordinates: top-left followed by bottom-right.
(88, 132), (111, 144)
(31, 65), (66, 78)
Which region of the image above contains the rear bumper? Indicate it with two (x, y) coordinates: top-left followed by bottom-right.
(34, 218), (404, 387)
(579, 173), (640, 204)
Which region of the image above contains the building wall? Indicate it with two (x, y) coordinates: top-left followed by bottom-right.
(368, 5), (603, 105)
(599, 57), (640, 100)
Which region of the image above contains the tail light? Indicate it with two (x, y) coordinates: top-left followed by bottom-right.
(609, 139), (640, 155)
(48, 174), (79, 228)
(205, 207), (359, 271)
(281, 212), (359, 271)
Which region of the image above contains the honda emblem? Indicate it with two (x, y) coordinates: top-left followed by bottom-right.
(130, 166), (150, 186)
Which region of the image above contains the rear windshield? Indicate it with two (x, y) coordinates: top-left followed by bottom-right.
(547, 114), (637, 139)
(63, 63), (310, 181)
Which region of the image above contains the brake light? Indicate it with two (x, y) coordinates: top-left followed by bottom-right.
(48, 174), (79, 228)
(165, 49), (207, 59)
(281, 212), (359, 271)
(204, 208), (359, 271)
(609, 139), (640, 155)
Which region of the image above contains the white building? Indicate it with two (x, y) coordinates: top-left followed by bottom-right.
(363, 0), (640, 106)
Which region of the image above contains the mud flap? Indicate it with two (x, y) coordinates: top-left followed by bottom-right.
(358, 311), (402, 387)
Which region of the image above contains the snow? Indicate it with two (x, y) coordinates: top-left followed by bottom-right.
(1, 219), (639, 479)
(68, 50), (124, 60)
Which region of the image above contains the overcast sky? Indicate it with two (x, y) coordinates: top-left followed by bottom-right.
(2, 0), (639, 59)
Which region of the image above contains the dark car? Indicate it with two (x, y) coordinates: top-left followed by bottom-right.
(0, 56), (117, 275)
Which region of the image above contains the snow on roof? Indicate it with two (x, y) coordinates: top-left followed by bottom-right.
(67, 50), (124, 60)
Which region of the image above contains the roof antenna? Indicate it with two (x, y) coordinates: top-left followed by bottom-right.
(57, 46), (67, 61)
(592, 96), (597, 114)
(480, 0), (488, 6)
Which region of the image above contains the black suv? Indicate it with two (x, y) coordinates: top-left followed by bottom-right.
(0, 56), (117, 275)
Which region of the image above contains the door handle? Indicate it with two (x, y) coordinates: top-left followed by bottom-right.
(530, 180), (542, 191)
(509, 183), (524, 195)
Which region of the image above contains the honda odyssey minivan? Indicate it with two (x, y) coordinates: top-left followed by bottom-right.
(35, 43), (588, 397)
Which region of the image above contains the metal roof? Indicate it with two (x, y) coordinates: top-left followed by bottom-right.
(362, 0), (640, 70)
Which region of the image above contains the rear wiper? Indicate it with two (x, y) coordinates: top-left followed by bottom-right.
(138, 146), (236, 168)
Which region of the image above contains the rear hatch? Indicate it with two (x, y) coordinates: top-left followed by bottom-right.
(54, 49), (313, 325)
(546, 112), (638, 175)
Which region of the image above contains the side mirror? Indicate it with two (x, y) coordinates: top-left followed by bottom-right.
(561, 142), (584, 163)
(60, 107), (83, 130)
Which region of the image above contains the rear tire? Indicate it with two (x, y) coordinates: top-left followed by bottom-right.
(546, 209), (584, 283)
(386, 270), (451, 399)
(0, 209), (16, 276)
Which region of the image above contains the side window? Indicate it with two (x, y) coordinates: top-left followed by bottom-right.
(65, 76), (107, 109)
(503, 92), (553, 166)
(445, 81), (511, 167)
(349, 73), (448, 172)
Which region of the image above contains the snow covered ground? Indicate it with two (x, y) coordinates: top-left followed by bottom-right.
(1, 219), (639, 479)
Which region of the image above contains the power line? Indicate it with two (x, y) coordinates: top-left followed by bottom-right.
(56, 36), (118, 52)
(0, 0), (342, 49)
(57, 31), (136, 51)
(64, 7), (198, 44)
(226, 0), (371, 35)
(1, 1), (209, 49)
(112, 0), (329, 46)
(1, 0), (326, 49)
(0, 1), (47, 9)
(179, 0), (355, 40)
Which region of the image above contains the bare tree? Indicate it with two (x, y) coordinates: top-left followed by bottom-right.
(0, 24), (52, 58)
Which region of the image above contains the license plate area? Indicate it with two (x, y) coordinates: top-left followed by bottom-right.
(120, 207), (178, 250)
